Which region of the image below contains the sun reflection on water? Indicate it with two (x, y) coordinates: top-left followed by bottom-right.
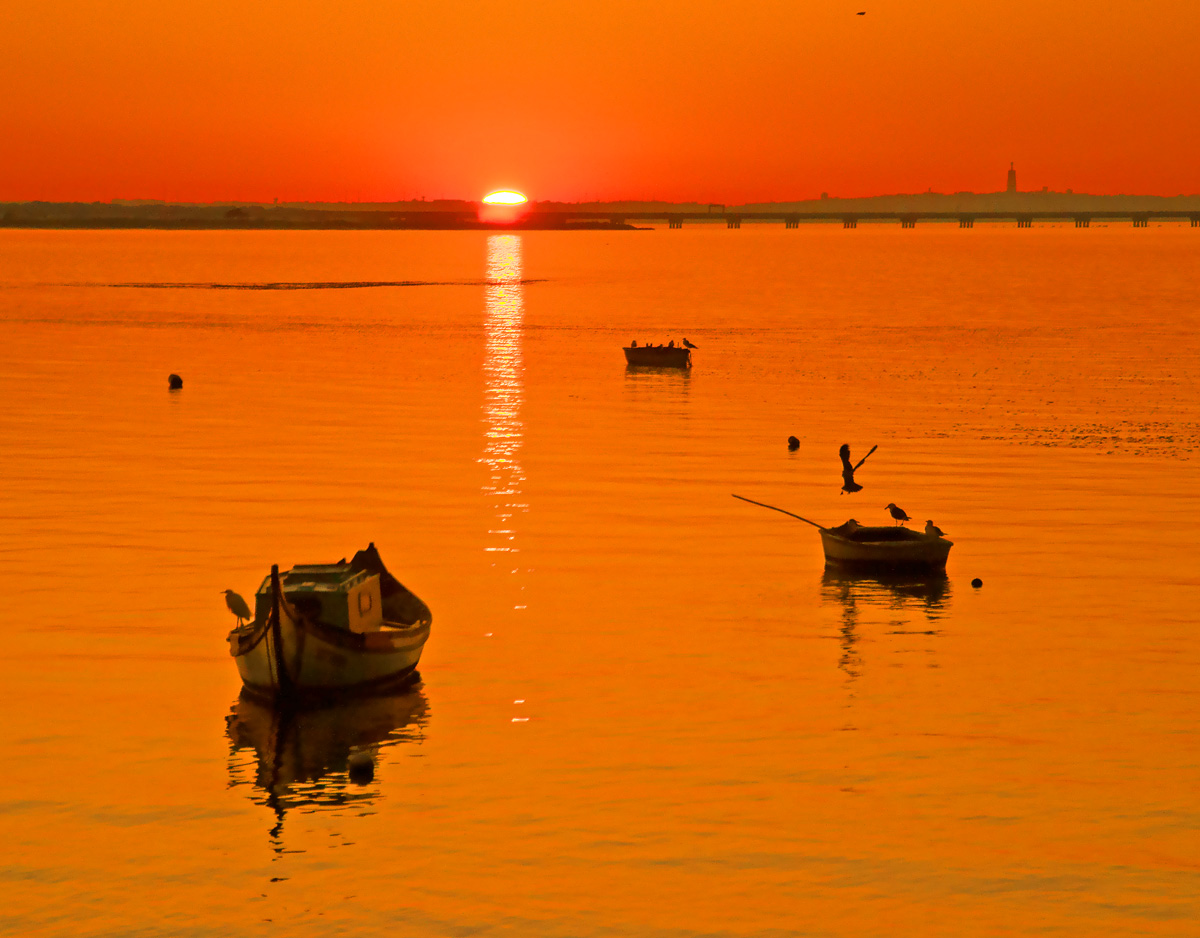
(481, 235), (528, 575)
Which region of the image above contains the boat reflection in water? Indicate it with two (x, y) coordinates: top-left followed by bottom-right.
(225, 684), (428, 845)
(820, 569), (951, 685)
(821, 568), (951, 613)
(623, 360), (691, 410)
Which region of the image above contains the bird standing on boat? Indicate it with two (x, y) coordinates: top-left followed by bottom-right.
(630, 340), (637, 347)
(668, 340), (675, 347)
(885, 503), (910, 525)
(924, 520), (945, 537)
(683, 338), (697, 349)
(223, 589), (252, 625)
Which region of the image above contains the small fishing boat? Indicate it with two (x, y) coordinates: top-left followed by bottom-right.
(820, 520), (953, 571)
(227, 543), (432, 703)
(624, 344), (691, 368)
(733, 494), (953, 572)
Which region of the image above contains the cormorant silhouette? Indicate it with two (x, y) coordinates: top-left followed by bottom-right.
(839, 443), (876, 493)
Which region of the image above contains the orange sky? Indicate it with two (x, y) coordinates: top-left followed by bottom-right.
(3, 0), (1199, 203)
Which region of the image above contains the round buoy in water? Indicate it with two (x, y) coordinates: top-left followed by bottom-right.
(168, 374), (183, 390)
(787, 436), (800, 451)
(347, 751), (374, 784)
(971, 578), (983, 588)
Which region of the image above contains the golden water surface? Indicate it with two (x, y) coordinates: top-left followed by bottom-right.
(1, 225), (1198, 936)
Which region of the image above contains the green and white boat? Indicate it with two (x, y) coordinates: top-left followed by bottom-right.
(227, 544), (432, 703)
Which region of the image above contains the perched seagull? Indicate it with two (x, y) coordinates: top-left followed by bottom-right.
(223, 589), (252, 626)
(682, 338), (698, 349)
(885, 503), (911, 526)
(787, 435), (800, 451)
(924, 520), (945, 537)
(668, 339), (675, 347)
(630, 340), (638, 347)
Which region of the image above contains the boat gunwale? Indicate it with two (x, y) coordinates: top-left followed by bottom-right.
(229, 615), (431, 658)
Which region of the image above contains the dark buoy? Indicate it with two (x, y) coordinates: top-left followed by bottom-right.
(168, 373), (183, 390)
(787, 436), (800, 451)
(347, 751), (374, 784)
(971, 578), (983, 589)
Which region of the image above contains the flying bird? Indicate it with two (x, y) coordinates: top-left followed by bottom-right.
(857, 11), (866, 14)
(924, 520), (945, 537)
(839, 443), (877, 493)
(885, 503), (910, 525)
(787, 436), (800, 451)
(682, 338), (698, 349)
(223, 589), (252, 625)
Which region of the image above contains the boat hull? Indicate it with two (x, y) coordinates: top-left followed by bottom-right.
(229, 570), (431, 703)
(623, 346), (691, 368)
(820, 528), (953, 571)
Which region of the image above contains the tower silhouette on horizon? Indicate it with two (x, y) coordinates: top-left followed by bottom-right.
(1006, 162), (1017, 194)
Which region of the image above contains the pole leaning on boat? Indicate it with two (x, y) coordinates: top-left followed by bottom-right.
(269, 565), (296, 700)
(731, 494), (827, 530)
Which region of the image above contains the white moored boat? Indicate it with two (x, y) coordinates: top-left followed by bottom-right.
(820, 520), (953, 571)
(732, 494), (954, 572)
(227, 544), (432, 703)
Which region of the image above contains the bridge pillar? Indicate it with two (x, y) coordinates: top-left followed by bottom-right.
(1017, 216), (1033, 228)
(727, 215), (741, 229)
(843, 217), (857, 229)
(959, 217), (974, 229)
(785, 216), (799, 229)
(901, 216), (916, 229)
(1074, 217), (1090, 228)
(1132, 215), (1149, 227)
(667, 215), (683, 229)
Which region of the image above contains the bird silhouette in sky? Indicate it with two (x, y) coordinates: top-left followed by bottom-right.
(839, 443), (877, 493)
(788, 435), (800, 451)
(857, 11), (866, 15)
(886, 503), (911, 525)
(682, 338), (698, 349)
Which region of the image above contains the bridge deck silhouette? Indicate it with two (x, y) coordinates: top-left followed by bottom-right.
(524, 210), (1200, 229)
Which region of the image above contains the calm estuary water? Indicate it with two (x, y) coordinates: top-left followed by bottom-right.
(1, 225), (1198, 936)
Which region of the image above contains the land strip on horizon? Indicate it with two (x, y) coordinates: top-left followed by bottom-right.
(5, 190), (1200, 230)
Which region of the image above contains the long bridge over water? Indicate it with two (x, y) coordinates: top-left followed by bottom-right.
(481, 208), (1200, 230)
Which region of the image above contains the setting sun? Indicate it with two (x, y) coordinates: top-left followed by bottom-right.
(482, 190), (528, 205)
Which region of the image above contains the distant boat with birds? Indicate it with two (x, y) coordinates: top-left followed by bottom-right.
(733, 494), (953, 571)
(624, 339), (692, 368)
(225, 543), (432, 703)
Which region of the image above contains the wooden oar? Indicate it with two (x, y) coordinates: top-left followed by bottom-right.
(731, 494), (827, 530)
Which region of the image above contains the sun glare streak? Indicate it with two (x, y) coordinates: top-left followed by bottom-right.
(482, 190), (528, 205)
(480, 235), (527, 573)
